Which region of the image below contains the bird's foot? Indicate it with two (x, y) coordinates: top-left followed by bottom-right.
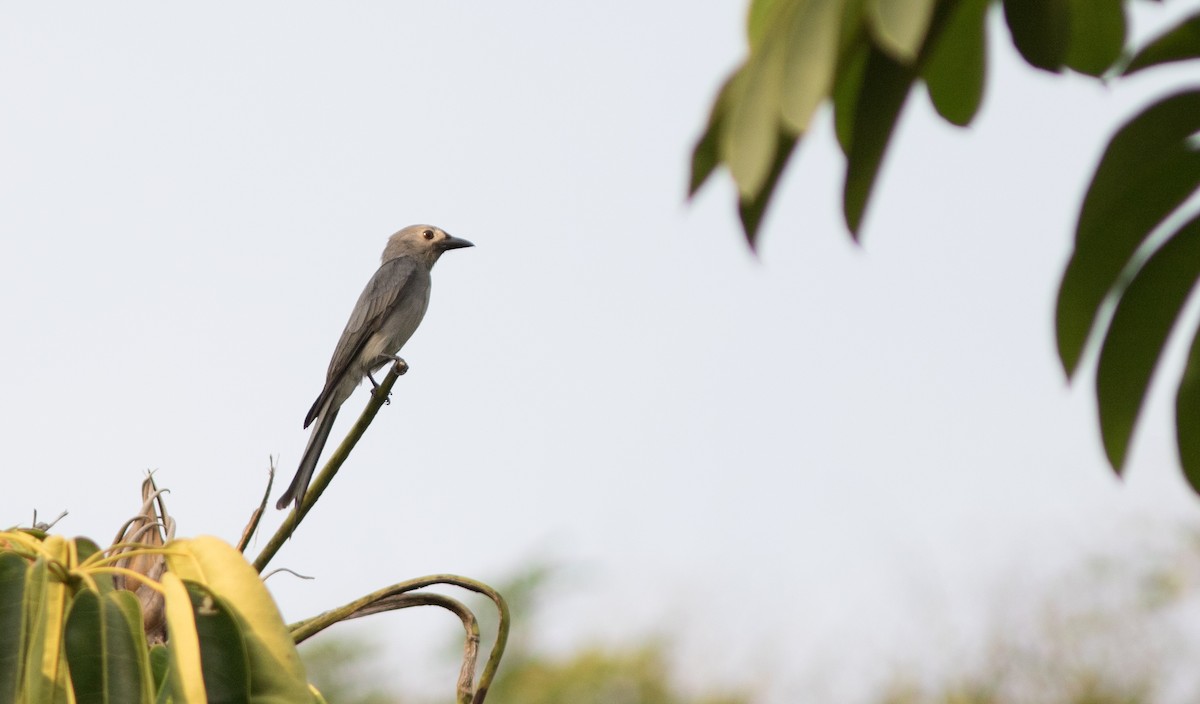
(370, 381), (392, 405)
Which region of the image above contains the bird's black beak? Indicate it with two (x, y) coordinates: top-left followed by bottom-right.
(439, 235), (474, 251)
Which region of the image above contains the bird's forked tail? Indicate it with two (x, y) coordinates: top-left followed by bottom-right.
(276, 406), (340, 510)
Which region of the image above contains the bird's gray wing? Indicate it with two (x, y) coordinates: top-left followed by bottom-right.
(304, 255), (420, 427)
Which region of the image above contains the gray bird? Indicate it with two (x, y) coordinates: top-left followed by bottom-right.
(276, 224), (474, 510)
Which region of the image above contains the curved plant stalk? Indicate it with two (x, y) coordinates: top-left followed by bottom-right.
(299, 592), (479, 704)
(253, 360), (407, 573)
(288, 574), (510, 704)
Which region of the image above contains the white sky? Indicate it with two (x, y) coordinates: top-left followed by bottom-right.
(2, 2), (1199, 701)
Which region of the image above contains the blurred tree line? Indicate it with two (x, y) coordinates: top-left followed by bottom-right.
(302, 526), (1200, 704)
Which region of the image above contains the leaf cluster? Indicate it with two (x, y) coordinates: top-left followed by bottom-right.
(693, 0), (1200, 489)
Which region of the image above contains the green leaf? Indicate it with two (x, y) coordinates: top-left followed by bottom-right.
(1064, 0), (1125, 76)
(165, 536), (311, 702)
(148, 646), (170, 704)
(1056, 89), (1200, 376)
(111, 590), (154, 701)
(185, 581), (250, 704)
(1095, 214), (1200, 472)
(1176, 323), (1200, 491)
(922, 0), (989, 126)
(162, 573), (206, 703)
(0, 553), (27, 704)
(1003, 0), (1071, 71)
(837, 0), (869, 56)
(739, 135), (799, 246)
(843, 45), (916, 237)
(72, 538), (115, 595)
(689, 73), (736, 197)
(721, 36), (788, 199)
(864, 0), (937, 64)
(832, 39), (870, 155)
(779, 0), (846, 133)
(1124, 11), (1200, 76)
(747, 0), (786, 50)
(23, 537), (72, 704)
(64, 590), (153, 704)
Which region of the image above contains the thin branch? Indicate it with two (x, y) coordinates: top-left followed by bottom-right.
(237, 457), (276, 553)
(251, 360), (406, 573)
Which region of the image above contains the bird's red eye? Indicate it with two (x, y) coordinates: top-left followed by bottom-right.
(423, 229), (435, 240)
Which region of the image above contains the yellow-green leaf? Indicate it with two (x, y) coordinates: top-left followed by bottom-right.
(721, 34), (788, 199)
(0, 552), (27, 704)
(162, 572), (206, 704)
(165, 536), (310, 702)
(747, 0), (787, 50)
(23, 536), (71, 704)
(779, 0), (846, 133)
(864, 0), (937, 64)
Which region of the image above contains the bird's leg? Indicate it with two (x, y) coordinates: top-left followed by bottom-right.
(368, 355), (408, 403)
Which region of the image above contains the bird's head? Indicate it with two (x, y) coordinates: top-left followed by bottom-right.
(382, 224), (474, 266)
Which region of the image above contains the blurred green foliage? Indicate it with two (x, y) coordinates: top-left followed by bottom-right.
(303, 530), (1200, 703)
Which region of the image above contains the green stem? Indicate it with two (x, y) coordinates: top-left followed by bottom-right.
(288, 574), (509, 704)
(252, 361), (406, 573)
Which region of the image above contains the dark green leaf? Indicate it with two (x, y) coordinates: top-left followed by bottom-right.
(1064, 0), (1126, 76)
(110, 590), (153, 701)
(832, 39), (870, 155)
(1096, 214), (1200, 472)
(64, 591), (104, 703)
(72, 538), (114, 595)
(0, 553), (27, 704)
(689, 73), (736, 197)
(838, 0), (870, 56)
(186, 581), (250, 704)
(922, 0), (989, 126)
(1003, 0), (1071, 71)
(739, 134), (798, 247)
(843, 45), (916, 237)
(65, 590), (151, 704)
(1124, 11), (1200, 75)
(1176, 324), (1200, 491)
(1056, 89), (1200, 376)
